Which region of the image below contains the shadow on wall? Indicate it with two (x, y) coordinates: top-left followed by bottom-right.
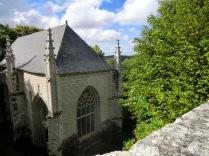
(61, 121), (122, 156)
(0, 122), (47, 156)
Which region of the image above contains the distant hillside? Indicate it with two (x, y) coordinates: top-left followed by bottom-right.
(104, 55), (132, 67)
(104, 55), (132, 62)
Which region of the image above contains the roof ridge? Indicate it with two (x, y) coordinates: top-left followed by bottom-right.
(55, 24), (67, 59)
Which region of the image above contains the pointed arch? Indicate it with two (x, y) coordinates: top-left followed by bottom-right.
(77, 86), (100, 139)
(31, 95), (48, 147)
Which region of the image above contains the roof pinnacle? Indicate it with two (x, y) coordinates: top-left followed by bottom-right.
(45, 28), (55, 62)
(65, 20), (68, 25)
(5, 36), (13, 57)
(6, 36), (11, 49)
(114, 39), (121, 72)
(46, 28), (54, 50)
(116, 39), (121, 55)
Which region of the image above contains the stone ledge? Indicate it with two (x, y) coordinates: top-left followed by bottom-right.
(98, 101), (209, 156)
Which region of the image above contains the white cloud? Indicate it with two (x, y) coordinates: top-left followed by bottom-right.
(116, 0), (158, 25)
(99, 29), (121, 41)
(0, 0), (28, 26)
(75, 28), (121, 42)
(0, 0), (28, 15)
(0, 0), (158, 55)
(59, 0), (121, 53)
(61, 0), (115, 29)
(123, 34), (129, 41)
(13, 9), (60, 28)
(43, 1), (65, 14)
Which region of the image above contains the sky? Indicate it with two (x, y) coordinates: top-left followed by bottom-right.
(0, 0), (159, 56)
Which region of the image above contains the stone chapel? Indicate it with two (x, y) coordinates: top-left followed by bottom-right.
(0, 24), (122, 156)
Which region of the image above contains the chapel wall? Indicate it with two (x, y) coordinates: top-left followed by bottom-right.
(0, 71), (10, 124)
(58, 70), (122, 141)
(22, 72), (48, 133)
(15, 71), (27, 113)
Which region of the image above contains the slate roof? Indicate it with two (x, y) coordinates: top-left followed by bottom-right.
(12, 24), (111, 74)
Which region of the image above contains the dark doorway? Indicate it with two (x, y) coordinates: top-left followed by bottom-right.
(0, 124), (48, 156)
(0, 84), (10, 124)
(0, 86), (47, 156)
(0, 84), (6, 123)
(32, 97), (48, 148)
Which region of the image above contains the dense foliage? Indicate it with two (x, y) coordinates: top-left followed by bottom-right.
(121, 58), (137, 150)
(0, 24), (16, 49)
(123, 0), (209, 149)
(105, 55), (132, 67)
(91, 45), (105, 58)
(0, 24), (42, 49)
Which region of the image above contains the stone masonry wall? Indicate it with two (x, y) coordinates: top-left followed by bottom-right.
(98, 101), (209, 156)
(22, 70), (122, 155)
(23, 72), (48, 132)
(59, 70), (122, 141)
(23, 72), (62, 155)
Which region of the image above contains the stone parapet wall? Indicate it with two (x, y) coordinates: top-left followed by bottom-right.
(98, 101), (209, 156)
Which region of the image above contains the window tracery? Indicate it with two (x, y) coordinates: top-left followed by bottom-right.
(77, 88), (97, 137)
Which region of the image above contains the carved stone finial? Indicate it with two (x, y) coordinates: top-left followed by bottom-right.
(37, 83), (40, 95)
(6, 36), (12, 51)
(5, 36), (15, 69)
(114, 39), (121, 98)
(45, 28), (58, 116)
(45, 28), (55, 62)
(116, 39), (121, 53)
(115, 39), (121, 71)
(65, 20), (68, 25)
(117, 39), (120, 47)
(47, 28), (53, 44)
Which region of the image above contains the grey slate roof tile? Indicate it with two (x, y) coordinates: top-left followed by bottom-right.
(12, 24), (111, 74)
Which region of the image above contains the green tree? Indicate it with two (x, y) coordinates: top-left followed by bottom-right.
(13, 25), (42, 37)
(0, 24), (42, 49)
(92, 45), (105, 58)
(0, 24), (16, 48)
(105, 57), (114, 67)
(121, 58), (137, 150)
(123, 0), (209, 147)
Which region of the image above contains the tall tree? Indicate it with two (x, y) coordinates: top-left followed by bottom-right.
(0, 24), (16, 49)
(0, 24), (42, 49)
(92, 45), (105, 58)
(14, 25), (42, 37)
(123, 0), (209, 145)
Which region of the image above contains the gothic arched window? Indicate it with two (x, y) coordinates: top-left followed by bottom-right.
(77, 87), (98, 138)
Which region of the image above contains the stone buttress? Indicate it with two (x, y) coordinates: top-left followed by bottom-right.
(44, 28), (63, 156)
(5, 38), (26, 141)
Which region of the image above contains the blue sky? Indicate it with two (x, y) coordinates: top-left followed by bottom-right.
(0, 0), (159, 55)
